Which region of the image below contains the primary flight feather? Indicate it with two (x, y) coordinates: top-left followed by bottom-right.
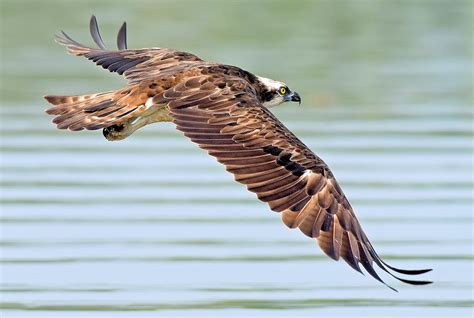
(45, 16), (432, 290)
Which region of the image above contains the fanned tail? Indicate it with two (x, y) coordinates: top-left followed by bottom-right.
(44, 89), (144, 131)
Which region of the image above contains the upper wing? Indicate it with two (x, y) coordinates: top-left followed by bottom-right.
(55, 15), (203, 83)
(152, 75), (432, 290)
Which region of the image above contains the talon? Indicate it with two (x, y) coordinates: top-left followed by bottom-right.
(111, 124), (125, 132)
(103, 124), (127, 141)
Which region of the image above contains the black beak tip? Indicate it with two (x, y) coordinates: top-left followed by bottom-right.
(291, 92), (301, 105)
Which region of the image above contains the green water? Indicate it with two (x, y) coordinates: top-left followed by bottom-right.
(1, 0), (472, 317)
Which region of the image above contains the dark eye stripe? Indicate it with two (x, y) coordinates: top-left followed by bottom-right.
(264, 91), (274, 101)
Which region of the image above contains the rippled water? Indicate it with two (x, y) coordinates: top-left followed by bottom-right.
(1, 1), (472, 317)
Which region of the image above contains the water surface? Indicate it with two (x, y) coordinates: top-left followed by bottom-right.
(1, 1), (472, 317)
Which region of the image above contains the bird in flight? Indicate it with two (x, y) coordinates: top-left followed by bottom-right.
(45, 16), (432, 290)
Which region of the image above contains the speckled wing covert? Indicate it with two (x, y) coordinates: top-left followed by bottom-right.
(152, 75), (432, 290)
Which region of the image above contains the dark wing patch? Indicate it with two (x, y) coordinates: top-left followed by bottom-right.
(159, 75), (432, 290)
(55, 15), (203, 81)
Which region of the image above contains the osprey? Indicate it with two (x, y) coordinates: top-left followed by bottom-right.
(45, 16), (432, 290)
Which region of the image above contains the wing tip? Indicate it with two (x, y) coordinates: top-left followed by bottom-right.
(89, 14), (106, 50)
(381, 259), (433, 275)
(334, 238), (434, 290)
(374, 256), (433, 288)
(117, 21), (127, 50)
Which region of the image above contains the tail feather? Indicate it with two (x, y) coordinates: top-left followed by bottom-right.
(45, 92), (109, 109)
(44, 90), (145, 131)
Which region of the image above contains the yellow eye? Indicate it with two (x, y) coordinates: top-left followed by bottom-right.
(279, 87), (287, 95)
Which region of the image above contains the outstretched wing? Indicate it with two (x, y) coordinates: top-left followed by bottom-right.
(152, 75), (432, 290)
(55, 15), (203, 83)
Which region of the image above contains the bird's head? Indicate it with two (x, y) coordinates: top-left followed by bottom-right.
(256, 76), (301, 108)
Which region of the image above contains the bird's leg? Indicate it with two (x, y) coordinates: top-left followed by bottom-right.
(102, 118), (140, 141)
(103, 104), (172, 141)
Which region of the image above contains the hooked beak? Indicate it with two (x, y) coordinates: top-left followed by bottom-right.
(290, 91), (301, 105)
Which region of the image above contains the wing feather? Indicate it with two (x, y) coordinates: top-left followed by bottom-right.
(54, 16), (203, 82)
(116, 22), (127, 50)
(89, 15), (106, 49)
(161, 75), (432, 290)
